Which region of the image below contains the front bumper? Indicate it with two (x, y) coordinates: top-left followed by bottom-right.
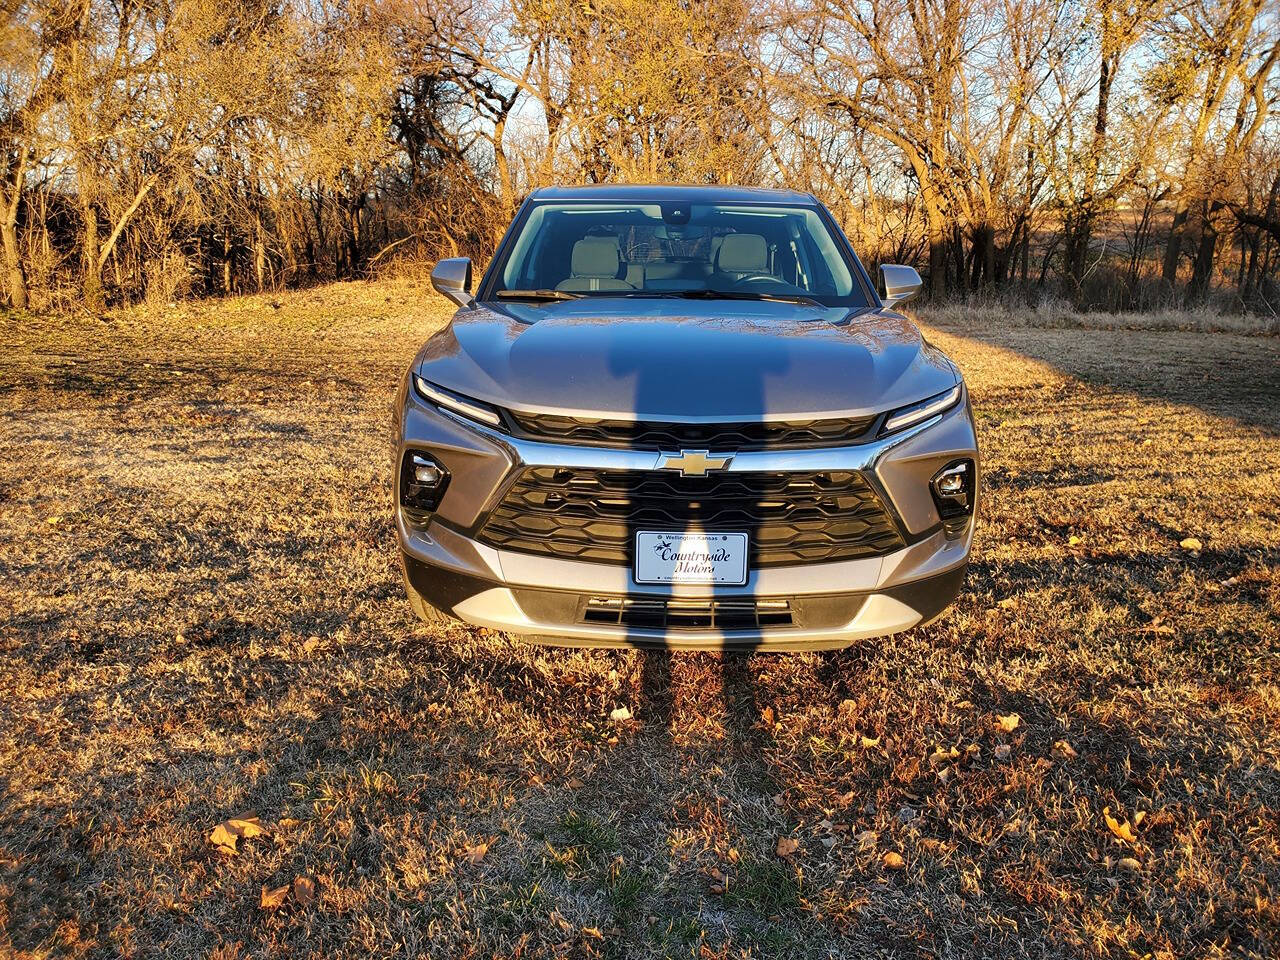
(394, 382), (978, 651)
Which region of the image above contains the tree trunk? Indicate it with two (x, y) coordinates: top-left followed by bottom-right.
(1189, 202), (1222, 299)
(927, 232), (947, 299)
(82, 202), (103, 311)
(1161, 201), (1188, 287)
(1, 215), (27, 310)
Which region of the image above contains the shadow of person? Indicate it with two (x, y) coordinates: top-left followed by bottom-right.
(606, 308), (790, 744)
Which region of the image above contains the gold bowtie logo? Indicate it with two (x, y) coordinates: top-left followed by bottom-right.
(657, 450), (733, 476)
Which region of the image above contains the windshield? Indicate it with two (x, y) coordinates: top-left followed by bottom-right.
(483, 201), (872, 307)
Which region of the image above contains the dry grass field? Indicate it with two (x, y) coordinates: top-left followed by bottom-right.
(2, 280), (1278, 959)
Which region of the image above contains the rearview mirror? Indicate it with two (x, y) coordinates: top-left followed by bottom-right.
(879, 264), (923, 309)
(431, 257), (473, 307)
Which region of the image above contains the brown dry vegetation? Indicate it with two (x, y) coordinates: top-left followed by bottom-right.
(1, 281), (1278, 959)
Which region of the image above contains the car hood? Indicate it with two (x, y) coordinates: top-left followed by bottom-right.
(414, 298), (959, 420)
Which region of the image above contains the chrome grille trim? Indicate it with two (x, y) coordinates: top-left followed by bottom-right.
(507, 411), (879, 450)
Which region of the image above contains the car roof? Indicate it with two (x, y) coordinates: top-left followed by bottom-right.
(528, 184), (818, 205)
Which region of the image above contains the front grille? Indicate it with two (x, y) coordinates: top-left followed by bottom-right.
(507, 412), (878, 449)
(477, 467), (905, 566)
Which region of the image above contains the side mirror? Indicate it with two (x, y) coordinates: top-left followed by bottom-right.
(879, 264), (923, 309)
(431, 257), (473, 307)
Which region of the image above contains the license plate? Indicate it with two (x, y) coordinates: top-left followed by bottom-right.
(634, 531), (748, 585)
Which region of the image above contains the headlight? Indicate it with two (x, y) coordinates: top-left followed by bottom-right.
(881, 384), (962, 435)
(414, 376), (502, 427)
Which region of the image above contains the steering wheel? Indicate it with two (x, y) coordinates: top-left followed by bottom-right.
(732, 274), (780, 285)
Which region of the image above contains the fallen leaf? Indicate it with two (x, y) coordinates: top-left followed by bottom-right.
(1053, 739), (1078, 759)
(1179, 537), (1203, 551)
(46, 516), (62, 525)
(995, 713), (1021, 733)
(1132, 811), (1146, 828)
(609, 706), (632, 722)
(302, 636), (320, 654)
(1068, 535), (1082, 546)
(761, 705), (775, 725)
(929, 746), (959, 767)
(860, 735), (880, 749)
(994, 744), (1012, 760)
(856, 830), (878, 850)
(292, 875), (316, 905)
(260, 884), (290, 910)
(466, 841), (489, 864)
(581, 926), (603, 940)
(566, 776), (585, 790)
(1118, 857), (1142, 873)
(209, 815), (267, 855)
(882, 851), (905, 869)
(776, 836), (800, 857)
(1103, 807), (1138, 844)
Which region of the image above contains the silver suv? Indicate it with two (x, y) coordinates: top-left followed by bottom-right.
(394, 185), (978, 651)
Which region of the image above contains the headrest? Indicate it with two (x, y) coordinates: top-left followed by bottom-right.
(570, 237), (621, 278)
(715, 234), (768, 273)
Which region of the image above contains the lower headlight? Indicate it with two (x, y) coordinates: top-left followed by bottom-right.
(400, 450), (449, 517)
(931, 458), (975, 537)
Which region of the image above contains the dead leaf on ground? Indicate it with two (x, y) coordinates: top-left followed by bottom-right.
(929, 746), (959, 767)
(292, 875), (316, 905)
(776, 836), (800, 857)
(1118, 857), (1142, 873)
(1053, 739), (1078, 759)
(995, 713), (1021, 733)
(994, 744), (1012, 760)
(566, 776), (585, 790)
(466, 841), (489, 864)
(581, 926), (603, 939)
(209, 815), (268, 855)
(882, 851), (905, 869)
(260, 884), (290, 910)
(860, 735), (880, 749)
(1179, 537), (1203, 552)
(609, 705), (632, 722)
(1103, 807), (1138, 844)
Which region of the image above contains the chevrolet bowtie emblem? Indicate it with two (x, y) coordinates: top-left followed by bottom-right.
(657, 449), (733, 476)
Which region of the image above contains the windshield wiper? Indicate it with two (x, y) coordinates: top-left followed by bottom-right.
(620, 289), (824, 307)
(495, 289), (583, 302)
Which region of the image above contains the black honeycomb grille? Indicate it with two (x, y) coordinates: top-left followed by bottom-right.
(477, 467), (905, 566)
(506, 412), (878, 449)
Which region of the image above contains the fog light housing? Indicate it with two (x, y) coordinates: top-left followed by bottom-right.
(400, 450), (449, 519)
(931, 459), (974, 537)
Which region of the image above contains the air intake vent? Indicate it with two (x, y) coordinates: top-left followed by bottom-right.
(581, 597), (793, 630)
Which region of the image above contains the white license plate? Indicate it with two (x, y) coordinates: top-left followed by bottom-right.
(634, 531), (749, 585)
